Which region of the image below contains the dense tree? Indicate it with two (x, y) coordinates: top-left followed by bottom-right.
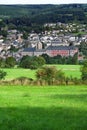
(19, 56), (45, 69)
(0, 70), (7, 80)
(36, 66), (57, 84)
(0, 20), (6, 30)
(0, 58), (5, 68)
(41, 54), (50, 64)
(19, 56), (32, 68)
(22, 32), (28, 39)
(79, 42), (87, 56)
(36, 66), (65, 85)
(8, 23), (17, 30)
(41, 53), (78, 65)
(5, 57), (16, 68)
(0, 30), (8, 37)
(80, 60), (87, 81)
(0, 4), (87, 32)
(72, 53), (78, 64)
(34, 56), (46, 67)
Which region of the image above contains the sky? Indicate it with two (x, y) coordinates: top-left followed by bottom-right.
(0, 0), (87, 5)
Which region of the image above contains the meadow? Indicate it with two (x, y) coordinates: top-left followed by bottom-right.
(0, 85), (87, 130)
(0, 65), (86, 130)
(2, 65), (81, 80)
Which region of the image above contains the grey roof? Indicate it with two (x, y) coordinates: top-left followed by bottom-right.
(23, 47), (36, 52)
(46, 46), (77, 50)
(35, 49), (46, 52)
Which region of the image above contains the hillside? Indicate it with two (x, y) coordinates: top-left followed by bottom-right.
(0, 4), (87, 24)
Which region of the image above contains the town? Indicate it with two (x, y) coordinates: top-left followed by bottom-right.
(0, 22), (87, 61)
(0, 3), (87, 130)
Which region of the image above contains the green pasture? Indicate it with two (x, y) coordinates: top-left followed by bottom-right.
(0, 85), (87, 130)
(48, 65), (81, 79)
(1, 65), (81, 80)
(2, 68), (36, 80)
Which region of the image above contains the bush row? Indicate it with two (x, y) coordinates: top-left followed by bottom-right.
(0, 76), (87, 86)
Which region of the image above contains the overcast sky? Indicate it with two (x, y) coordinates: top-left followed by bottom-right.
(0, 0), (87, 5)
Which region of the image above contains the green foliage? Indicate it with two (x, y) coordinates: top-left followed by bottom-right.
(5, 57), (16, 68)
(0, 57), (16, 68)
(8, 23), (17, 30)
(19, 56), (46, 69)
(34, 56), (46, 67)
(0, 70), (7, 80)
(41, 54), (78, 65)
(80, 60), (87, 81)
(0, 30), (8, 37)
(79, 42), (87, 56)
(0, 20), (5, 29)
(0, 4), (87, 32)
(22, 32), (28, 39)
(56, 70), (65, 81)
(9, 45), (18, 52)
(72, 53), (78, 64)
(36, 66), (65, 84)
(0, 58), (5, 68)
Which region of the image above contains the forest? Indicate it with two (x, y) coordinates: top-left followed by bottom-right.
(0, 4), (87, 28)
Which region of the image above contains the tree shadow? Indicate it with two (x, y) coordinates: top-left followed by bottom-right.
(0, 106), (87, 130)
(47, 93), (87, 103)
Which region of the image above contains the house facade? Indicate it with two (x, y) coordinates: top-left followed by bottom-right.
(21, 45), (78, 57)
(46, 46), (78, 57)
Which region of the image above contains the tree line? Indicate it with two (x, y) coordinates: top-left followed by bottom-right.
(0, 52), (79, 69)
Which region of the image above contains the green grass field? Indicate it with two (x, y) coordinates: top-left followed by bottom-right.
(2, 68), (36, 80)
(0, 85), (87, 130)
(1, 65), (81, 80)
(48, 65), (81, 78)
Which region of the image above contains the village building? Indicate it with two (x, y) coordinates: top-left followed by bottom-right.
(21, 45), (78, 57)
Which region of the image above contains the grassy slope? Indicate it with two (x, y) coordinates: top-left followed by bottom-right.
(0, 85), (87, 130)
(1, 65), (81, 80)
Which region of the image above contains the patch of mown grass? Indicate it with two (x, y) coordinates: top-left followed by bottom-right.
(0, 85), (87, 130)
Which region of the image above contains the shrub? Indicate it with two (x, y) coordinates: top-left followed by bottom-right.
(80, 60), (87, 81)
(36, 66), (65, 85)
(0, 70), (7, 80)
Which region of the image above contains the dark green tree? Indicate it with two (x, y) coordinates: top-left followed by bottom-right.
(22, 32), (28, 39)
(19, 56), (45, 69)
(0, 58), (5, 68)
(72, 53), (78, 64)
(5, 57), (16, 68)
(34, 56), (46, 67)
(79, 42), (87, 56)
(41, 54), (50, 64)
(80, 60), (87, 81)
(0, 30), (8, 37)
(0, 70), (7, 80)
(36, 66), (65, 85)
(19, 56), (31, 68)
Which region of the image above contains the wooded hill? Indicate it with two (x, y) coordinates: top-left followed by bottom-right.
(0, 4), (87, 24)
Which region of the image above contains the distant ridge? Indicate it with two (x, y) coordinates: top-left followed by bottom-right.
(0, 4), (87, 24)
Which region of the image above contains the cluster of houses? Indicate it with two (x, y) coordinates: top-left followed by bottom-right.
(0, 22), (87, 60)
